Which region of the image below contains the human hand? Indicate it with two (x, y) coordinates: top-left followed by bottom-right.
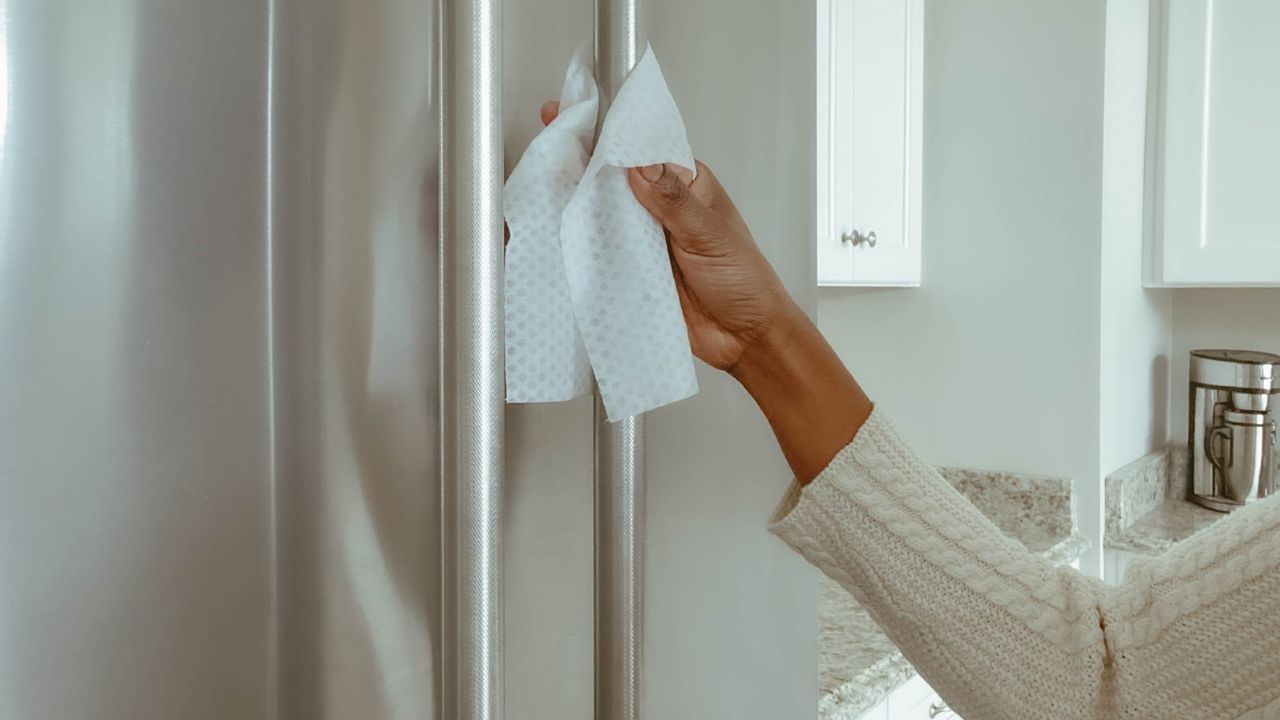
(538, 101), (803, 373)
(536, 101), (868, 481)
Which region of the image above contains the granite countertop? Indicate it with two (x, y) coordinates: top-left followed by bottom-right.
(1107, 499), (1223, 554)
(1104, 446), (1230, 556)
(818, 466), (1086, 720)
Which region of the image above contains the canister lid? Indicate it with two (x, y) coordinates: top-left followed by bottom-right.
(1190, 349), (1280, 393)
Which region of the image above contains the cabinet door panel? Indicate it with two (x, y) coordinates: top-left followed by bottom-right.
(817, 0), (923, 286)
(1157, 0), (1280, 284)
(883, 674), (964, 719)
(847, 0), (922, 285)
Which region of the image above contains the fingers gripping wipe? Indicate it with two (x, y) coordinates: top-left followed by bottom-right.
(504, 44), (698, 421)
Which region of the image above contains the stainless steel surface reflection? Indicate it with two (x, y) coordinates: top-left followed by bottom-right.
(0, 1), (441, 718)
(1189, 350), (1280, 512)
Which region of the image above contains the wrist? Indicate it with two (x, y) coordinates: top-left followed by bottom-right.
(728, 301), (817, 390)
(727, 300), (872, 484)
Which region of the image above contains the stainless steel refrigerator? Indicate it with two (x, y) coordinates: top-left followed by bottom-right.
(0, 0), (816, 717)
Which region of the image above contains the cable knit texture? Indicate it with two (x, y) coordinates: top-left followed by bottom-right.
(770, 409), (1280, 720)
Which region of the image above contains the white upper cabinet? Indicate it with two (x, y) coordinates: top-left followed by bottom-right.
(1147, 0), (1280, 286)
(817, 0), (924, 287)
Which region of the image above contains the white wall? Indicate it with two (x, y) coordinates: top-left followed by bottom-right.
(1099, 0), (1174, 477)
(817, 0), (1109, 575)
(502, 2), (818, 718)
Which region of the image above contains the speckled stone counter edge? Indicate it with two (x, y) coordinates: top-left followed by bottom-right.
(1105, 446), (1234, 556)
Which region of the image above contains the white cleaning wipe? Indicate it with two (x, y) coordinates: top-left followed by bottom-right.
(504, 44), (698, 421)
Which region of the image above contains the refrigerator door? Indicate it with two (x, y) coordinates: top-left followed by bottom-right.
(0, 1), (440, 718)
(0, 0), (817, 717)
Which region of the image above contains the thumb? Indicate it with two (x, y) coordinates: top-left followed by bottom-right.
(627, 163), (730, 255)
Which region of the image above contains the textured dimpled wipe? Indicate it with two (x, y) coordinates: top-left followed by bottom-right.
(504, 44), (698, 421)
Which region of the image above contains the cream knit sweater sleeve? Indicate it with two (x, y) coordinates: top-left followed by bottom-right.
(769, 409), (1280, 720)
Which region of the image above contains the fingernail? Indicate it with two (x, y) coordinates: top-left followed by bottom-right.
(639, 164), (665, 183)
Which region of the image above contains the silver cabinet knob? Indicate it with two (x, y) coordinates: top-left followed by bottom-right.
(841, 229), (877, 248)
(928, 700), (952, 718)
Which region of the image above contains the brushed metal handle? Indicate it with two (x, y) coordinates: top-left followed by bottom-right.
(440, 0), (505, 718)
(841, 229), (877, 248)
(929, 700), (952, 718)
(595, 3), (646, 720)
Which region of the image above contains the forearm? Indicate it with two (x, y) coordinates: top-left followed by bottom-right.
(728, 302), (873, 484)
(769, 412), (1109, 719)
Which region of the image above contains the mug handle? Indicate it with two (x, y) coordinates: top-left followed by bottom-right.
(1207, 426), (1233, 474)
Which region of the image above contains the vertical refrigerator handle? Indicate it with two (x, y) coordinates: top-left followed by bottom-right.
(439, 1), (645, 716)
(594, 2), (646, 719)
(440, 0), (504, 718)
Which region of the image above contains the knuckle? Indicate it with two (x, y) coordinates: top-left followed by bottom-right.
(658, 174), (692, 205)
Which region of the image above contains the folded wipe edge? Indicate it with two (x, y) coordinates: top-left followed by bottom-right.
(502, 47), (598, 404)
